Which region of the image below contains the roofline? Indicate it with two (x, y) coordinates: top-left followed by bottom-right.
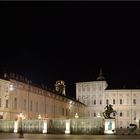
(105, 89), (140, 91)
(76, 80), (106, 84)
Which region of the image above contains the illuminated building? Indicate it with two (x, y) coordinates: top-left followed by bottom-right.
(0, 73), (86, 121)
(76, 69), (140, 128)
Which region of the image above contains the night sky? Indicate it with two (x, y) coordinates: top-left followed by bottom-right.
(1, 2), (140, 98)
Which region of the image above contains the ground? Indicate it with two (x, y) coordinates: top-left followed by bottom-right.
(0, 133), (140, 140)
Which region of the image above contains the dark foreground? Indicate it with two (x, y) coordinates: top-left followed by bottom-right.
(0, 133), (140, 140)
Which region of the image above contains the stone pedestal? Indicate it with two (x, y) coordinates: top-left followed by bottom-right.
(14, 120), (18, 133)
(42, 120), (47, 133)
(104, 119), (116, 134)
(65, 119), (70, 134)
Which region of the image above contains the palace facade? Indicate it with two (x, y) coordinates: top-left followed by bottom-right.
(76, 69), (140, 128)
(0, 74), (86, 121)
(1, 70), (140, 129)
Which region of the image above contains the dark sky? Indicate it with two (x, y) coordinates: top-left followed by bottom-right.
(0, 2), (140, 97)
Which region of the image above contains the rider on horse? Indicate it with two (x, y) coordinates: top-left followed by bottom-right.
(103, 103), (117, 119)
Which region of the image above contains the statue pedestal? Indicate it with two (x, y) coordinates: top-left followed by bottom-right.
(104, 119), (116, 134)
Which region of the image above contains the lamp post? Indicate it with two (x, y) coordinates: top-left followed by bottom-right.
(18, 112), (25, 138)
(38, 114), (42, 133)
(75, 113), (79, 133)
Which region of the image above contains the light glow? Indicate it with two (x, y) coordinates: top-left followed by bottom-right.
(75, 113), (79, 118)
(10, 84), (14, 91)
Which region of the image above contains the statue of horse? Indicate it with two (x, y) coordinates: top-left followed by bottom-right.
(103, 104), (117, 119)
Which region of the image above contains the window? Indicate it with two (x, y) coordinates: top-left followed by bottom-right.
(62, 108), (64, 116)
(100, 100), (102, 104)
(113, 99), (115, 104)
(82, 86), (85, 92)
(106, 99), (109, 104)
(127, 111), (129, 117)
(98, 85), (101, 91)
(92, 85), (95, 91)
(66, 109), (68, 116)
(78, 87), (81, 92)
(5, 86), (8, 92)
(14, 98), (17, 109)
(94, 112), (96, 117)
(36, 102), (38, 112)
(120, 99), (122, 104)
(30, 100), (32, 111)
(24, 99), (26, 111)
(113, 112), (116, 116)
(127, 99), (129, 104)
(133, 99), (136, 105)
(120, 112), (123, 117)
(87, 86), (90, 92)
(45, 104), (47, 113)
(134, 111), (136, 119)
(0, 98), (1, 107)
(120, 121), (123, 126)
(94, 100), (96, 105)
(6, 99), (8, 108)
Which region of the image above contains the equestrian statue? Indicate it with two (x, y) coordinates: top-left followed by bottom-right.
(103, 103), (117, 119)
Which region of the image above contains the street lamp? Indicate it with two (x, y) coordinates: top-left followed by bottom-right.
(18, 112), (25, 138)
(38, 114), (42, 119)
(38, 114), (42, 133)
(75, 113), (79, 119)
(75, 113), (79, 134)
